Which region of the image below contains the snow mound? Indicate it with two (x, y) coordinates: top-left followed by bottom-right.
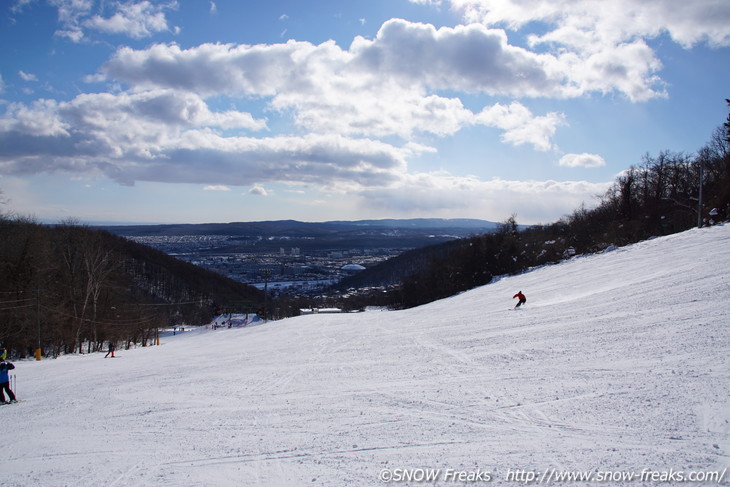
(2, 225), (729, 486)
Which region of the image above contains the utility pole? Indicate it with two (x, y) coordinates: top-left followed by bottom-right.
(697, 159), (703, 228)
(261, 268), (272, 323)
(36, 288), (41, 360)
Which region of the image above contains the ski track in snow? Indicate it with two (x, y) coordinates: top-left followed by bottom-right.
(1, 225), (729, 486)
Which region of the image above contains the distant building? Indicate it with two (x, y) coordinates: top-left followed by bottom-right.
(300, 308), (342, 314)
(341, 264), (366, 273)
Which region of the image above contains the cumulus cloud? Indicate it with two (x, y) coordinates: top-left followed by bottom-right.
(350, 20), (567, 97)
(100, 20), (568, 99)
(475, 103), (565, 151)
(0, 99), (70, 137)
(0, 90), (266, 163)
(98, 22), (569, 144)
(0, 89), (408, 189)
(46, 0), (178, 42)
(448, 0), (730, 48)
(248, 184), (268, 196)
(8, 5), (719, 219)
(440, 0), (730, 101)
(97, 10), (714, 152)
(84, 1), (177, 39)
(559, 153), (606, 168)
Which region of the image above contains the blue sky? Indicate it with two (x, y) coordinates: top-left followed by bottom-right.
(1, 0), (728, 225)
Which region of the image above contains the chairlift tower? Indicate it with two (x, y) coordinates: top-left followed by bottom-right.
(261, 268), (272, 322)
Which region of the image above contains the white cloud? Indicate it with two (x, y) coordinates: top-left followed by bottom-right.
(98, 12), (707, 152)
(45, 0), (178, 42)
(10, 0), (35, 13)
(8, 8), (710, 220)
(408, 0), (443, 5)
(0, 99), (70, 137)
(475, 102), (565, 151)
(99, 22), (569, 145)
(209, 1), (216, 15)
(203, 185), (229, 191)
(248, 184), (268, 196)
(350, 19), (567, 98)
(442, 0), (730, 101)
(19, 71), (38, 82)
(449, 0), (730, 47)
(559, 153), (606, 168)
(84, 1), (177, 39)
(0, 90), (265, 172)
(561, 39), (665, 102)
(0, 90), (409, 190)
(48, 0), (94, 42)
(65, 89), (267, 131)
(358, 172), (611, 223)
(0, 15), (618, 200)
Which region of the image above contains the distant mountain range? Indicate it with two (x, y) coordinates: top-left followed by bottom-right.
(326, 218), (500, 230)
(100, 218), (501, 238)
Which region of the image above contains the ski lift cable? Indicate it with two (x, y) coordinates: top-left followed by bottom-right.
(135, 299), (208, 307)
(38, 304), (161, 327)
(0, 304), (35, 311)
(0, 297), (36, 305)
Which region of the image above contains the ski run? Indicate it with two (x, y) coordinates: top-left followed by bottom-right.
(1, 224), (729, 486)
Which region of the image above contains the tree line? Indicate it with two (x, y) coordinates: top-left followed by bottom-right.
(0, 218), (264, 359)
(333, 102), (730, 310)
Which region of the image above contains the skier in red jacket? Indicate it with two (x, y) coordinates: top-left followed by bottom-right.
(513, 291), (526, 308)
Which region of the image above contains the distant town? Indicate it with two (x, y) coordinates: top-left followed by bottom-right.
(127, 233), (402, 296)
(105, 219), (500, 297)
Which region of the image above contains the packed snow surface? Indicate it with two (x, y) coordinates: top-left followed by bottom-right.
(2, 225), (729, 486)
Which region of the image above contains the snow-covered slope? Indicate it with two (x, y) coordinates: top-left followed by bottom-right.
(3, 225), (729, 487)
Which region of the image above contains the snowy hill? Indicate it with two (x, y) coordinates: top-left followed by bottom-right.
(3, 225), (729, 487)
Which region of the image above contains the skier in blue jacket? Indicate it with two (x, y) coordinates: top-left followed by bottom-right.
(0, 359), (16, 404)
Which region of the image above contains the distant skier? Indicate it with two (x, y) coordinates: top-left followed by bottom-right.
(513, 291), (526, 309)
(0, 358), (17, 404)
(105, 341), (116, 358)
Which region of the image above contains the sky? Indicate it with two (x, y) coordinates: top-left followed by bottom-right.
(0, 0), (728, 225)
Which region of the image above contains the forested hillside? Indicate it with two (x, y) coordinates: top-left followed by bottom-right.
(0, 219), (263, 358)
(341, 103), (730, 309)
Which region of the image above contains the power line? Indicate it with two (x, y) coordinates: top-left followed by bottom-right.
(0, 304), (35, 311)
(38, 304), (161, 327)
(0, 293), (206, 309)
(0, 298), (35, 305)
(135, 299), (209, 307)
